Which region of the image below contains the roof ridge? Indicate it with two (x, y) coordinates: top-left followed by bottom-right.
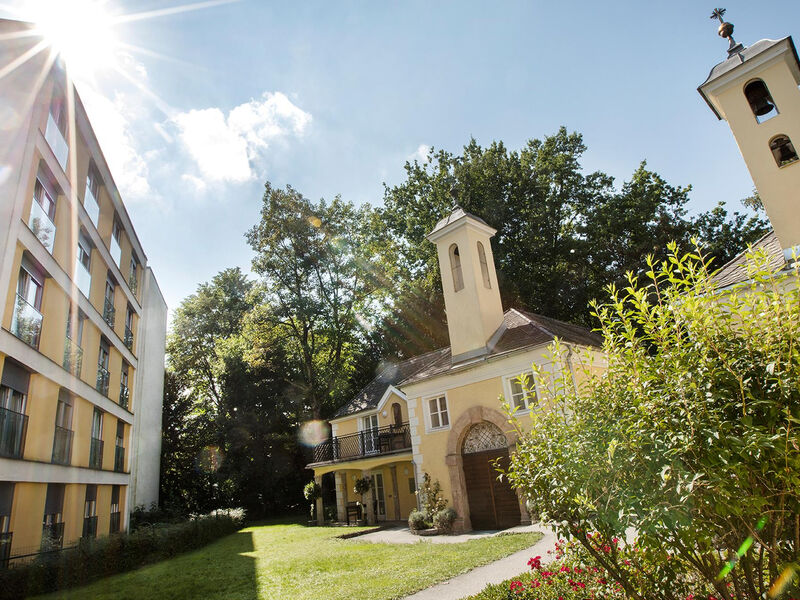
(710, 228), (777, 275)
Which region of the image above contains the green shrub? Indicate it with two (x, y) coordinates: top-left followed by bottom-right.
(408, 510), (428, 531)
(0, 508), (246, 599)
(432, 508), (457, 534)
(417, 472), (447, 521)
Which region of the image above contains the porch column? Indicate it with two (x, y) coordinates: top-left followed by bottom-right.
(334, 472), (346, 523)
(362, 470), (376, 526)
(315, 475), (324, 525)
(389, 465), (401, 521)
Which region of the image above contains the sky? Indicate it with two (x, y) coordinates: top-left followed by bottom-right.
(2, 0), (799, 318)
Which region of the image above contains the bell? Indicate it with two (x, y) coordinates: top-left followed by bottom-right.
(750, 95), (775, 117)
(777, 143), (798, 165)
(745, 81), (776, 117)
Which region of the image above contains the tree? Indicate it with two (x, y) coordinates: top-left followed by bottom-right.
(505, 243), (800, 599)
(692, 201), (770, 267)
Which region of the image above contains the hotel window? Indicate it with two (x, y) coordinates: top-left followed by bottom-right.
(12, 265), (44, 348)
(477, 242), (491, 288)
(42, 483), (65, 551)
(427, 396), (449, 430)
(0, 361), (29, 461)
(0, 482), (12, 567)
(29, 177), (57, 253)
(508, 371), (538, 411)
(82, 485), (97, 539)
(449, 244), (464, 292)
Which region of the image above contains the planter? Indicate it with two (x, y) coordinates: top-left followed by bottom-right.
(411, 528), (439, 536)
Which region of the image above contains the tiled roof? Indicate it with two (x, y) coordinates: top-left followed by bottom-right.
(710, 230), (786, 289)
(428, 207), (491, 238)
(701, 38), (795, 86)
(332, 310), (602, 418)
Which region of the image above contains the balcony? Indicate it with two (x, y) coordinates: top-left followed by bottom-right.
(51, 426), (73, 465)
(96, 366), (110, 396)
(11, 294), (42, 348)
(128, 272), (138, 296)
(119, 385), (129, 410)
(0, 406), (28, 459)
(109, 512), (121, 534)
(103, 298), (116, 328)
(114, 445), (125, 472)
(75, 257), (91, 298)
(310, 423), (412, 464)
(89, 437), (103, 469)
(28, 199), (56, 253)
(110, 236), (122, 268)
(0, 532), (11, 568)
(41, 522), (64, 552)
(63, 337), (83, 376)
(44, 113), (68, 171)
(84, 185), (100, 228)
(82, 515), (97, 539)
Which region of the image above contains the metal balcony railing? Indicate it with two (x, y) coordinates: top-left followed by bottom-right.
(84, 185), (100, 227)
(44, 113), (68, 170)
(96, 366), (110, 396)
(41, 522), (64, 552)
(29, 199), (56, 254)
(0, 532), (11, 568)
(109, 512), (121, 534)
(124, 325), (134, 351)
(82, 516), (97, 539)
(52, 426), (73, 465)
(0, 407), (27, 459)
(63, 337), (83, 376)
(311, 423), (412, 464)
(11, 294), (42, 348)
(89, 437), (103, 469)
(103, 298), (116, 328)
(119, 385), (129, 410)
(110, 236), (122, 267)
(114, 445), (125, 472)
(128, 272), (138, 295)
(75, 258), (91, 298)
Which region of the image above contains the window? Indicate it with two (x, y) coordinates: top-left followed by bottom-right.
(0, 482), (12, 567)
(449, 244), (464, 292)
(44, 91), (68, 170)
(12, 266), (44, 348)
(42, 483), (64, 551)
(110, 217), (122, 266)
(96, 340), (110, 396)
(49, 92), (67, 136)
(477, 241), (491, 288)
(508, 371), (538, 411)
(427, 396), (449, 429)
(392, 402), (402, 427)
(30, 177), (57, 252)
(770, 135), (799, 168)
(110, 485), (121, 533)
(52, 389), (73, 465)
(75, 234), (92, 298)
(17, 267), (43, 310)
(408, 477), (416, 495)
(115, 420), (125, 472)
(65, 306), (84, 345)
(82, 485), (97, 539)
(128, 256), (138, 293)
(744, 79), (778, 123)
(103, 277), (116, 327)
(0, 361), (29, 460)
(91, 408), (103, 439)
(124, 306), (134, 350)
(361, 414), (379, 454)
(89, 409), (103, 469)
(84, 166), (100, 227)
(64, 306), (85, 375)
(119, 361), (129, 409)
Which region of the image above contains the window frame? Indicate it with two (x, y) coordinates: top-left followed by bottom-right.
(504, 370), (539, 413)
(425, 393), (450, 432)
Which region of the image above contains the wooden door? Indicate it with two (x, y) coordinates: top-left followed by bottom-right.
(462, 448), (521, 530)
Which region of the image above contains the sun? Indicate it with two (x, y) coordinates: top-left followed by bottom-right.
(24, 0), (120, 79)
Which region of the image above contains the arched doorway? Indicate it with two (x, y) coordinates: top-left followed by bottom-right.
(461, 422), (521, 530)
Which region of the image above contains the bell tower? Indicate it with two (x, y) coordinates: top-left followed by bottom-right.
(698, 9), (800, 257)
(427, 202), (504, 362)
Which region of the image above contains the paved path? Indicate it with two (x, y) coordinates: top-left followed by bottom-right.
(399, 524), (555, 600)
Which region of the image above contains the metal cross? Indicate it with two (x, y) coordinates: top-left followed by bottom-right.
(710, 8), (727, 23)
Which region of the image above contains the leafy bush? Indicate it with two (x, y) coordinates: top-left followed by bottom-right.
(0, 508), (246, 599)
(353, 476), (372, 497)
(129, 502), (186, 530)
(408, 510), (429, 531)
(504, 243), (800, 599)
(303, 481), (321, 502)
(433, 508), (457, 534)
(417, 472), (448, 521)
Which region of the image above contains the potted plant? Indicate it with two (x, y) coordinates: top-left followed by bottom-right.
(303, 481), (322, 526)
(353, 476), (373, 525)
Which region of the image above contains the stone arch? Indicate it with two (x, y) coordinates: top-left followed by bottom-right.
(444, 406), (528, 532)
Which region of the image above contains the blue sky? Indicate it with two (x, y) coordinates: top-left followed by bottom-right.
(3, 0), (799, 315)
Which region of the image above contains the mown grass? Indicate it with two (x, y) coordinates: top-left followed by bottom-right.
(33, 522), (542, 600)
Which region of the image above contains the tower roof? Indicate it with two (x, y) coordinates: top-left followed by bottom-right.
(426, 206), (495, 241)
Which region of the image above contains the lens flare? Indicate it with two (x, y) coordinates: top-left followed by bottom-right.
(298, 420), (329, 447)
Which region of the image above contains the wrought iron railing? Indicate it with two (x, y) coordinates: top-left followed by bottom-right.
(109, 512), (121, 534)
(119, 384), (129, 410)
(41, 522), (64, 552)
(63, 337), (83, 376)
(128, 272), (138, 295)
(89, 437), (103, 469)
(82, 516), (97, 539)
(103, 298), (116, 328)
(124, 325), (134, 350)
(114, 445), (125, 472)
(52, 426), (73, 465)
(0, 532), (11, 568)
(311, 423), (411, 464)
(11, 294), (42, 348)
(96, 366), (110, 396)
(0, 407), (27, 459)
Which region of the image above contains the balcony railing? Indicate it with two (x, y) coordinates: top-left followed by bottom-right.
(128, 272), (138, 296)
(124, 325), (134, 351)
(89, 437), (103, 469)
(114, 445), (125, 472)
(82, 516), (97, 539)
(63, 337), (83, 376)
(84, 186), (100, 228)
(52, 426), (73, 465)
(75, 258), (91, 298)
(0, 407), (28, 459)
(41, 522), (64, 552)
(311, 423), (412, 464)
(103, 298), (116, 328)
(29, 199), (56, 253)
(110, 236), (122, 267)
(44, 113), (68, 170)
(11, 294), (42, 348)
(109, 512), (121, 534)
(96, 366), (110, 396)
(119, 385), (129, 410)
(0, 532), (11, 568)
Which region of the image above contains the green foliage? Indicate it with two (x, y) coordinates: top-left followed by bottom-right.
(505, 242), (800, 599)
(353, 476), (373, 499)
(303, 481), (321, 502)
(417, 472), (448, 521)
(433, 508), (457, 534)
(0, 510), (245, 600)
(408, 509), (429, 531)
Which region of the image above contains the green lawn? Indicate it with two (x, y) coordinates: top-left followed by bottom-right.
(34, 523), (541, 600)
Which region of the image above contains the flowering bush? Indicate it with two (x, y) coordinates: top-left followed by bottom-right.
(408, 509), (429, 531)
(433, 507), (457, 534)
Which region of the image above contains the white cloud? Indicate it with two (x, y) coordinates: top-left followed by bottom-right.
(172, 92), (311, 185)
(410, 144), (431, 163)
(181, 173), (208, 194)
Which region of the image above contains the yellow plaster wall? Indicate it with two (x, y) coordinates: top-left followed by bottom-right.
(2, 246), (23, 331)
(62, 483), (84, 546)
(96, 484), (111, 535)
(9, 482), (46, 555)
(23, 374), (58, 462)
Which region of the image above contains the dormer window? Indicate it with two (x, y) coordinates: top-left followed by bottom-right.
(449, 244), (464, 292)
(770, 135), (799, 168)
(477, 242), (491, 289)
(744, 80), (778, 123)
